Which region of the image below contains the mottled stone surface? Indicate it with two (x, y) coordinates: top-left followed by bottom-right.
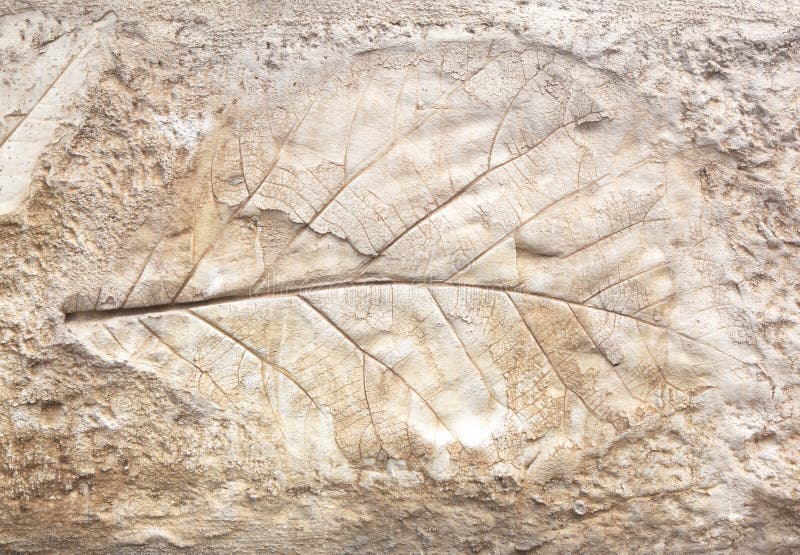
(1, 1), (799, 552)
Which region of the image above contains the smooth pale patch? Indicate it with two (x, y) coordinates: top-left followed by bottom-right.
(0, 14), (114, 214)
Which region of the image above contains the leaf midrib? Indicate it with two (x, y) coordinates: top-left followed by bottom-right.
(63, 278), (749, 367)
(63, 279), (592, 322)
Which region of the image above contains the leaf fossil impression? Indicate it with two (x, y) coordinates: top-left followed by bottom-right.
(64, 44), (752, 475)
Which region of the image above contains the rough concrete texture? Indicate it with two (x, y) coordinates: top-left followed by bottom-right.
(1, 1), (799, 552)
